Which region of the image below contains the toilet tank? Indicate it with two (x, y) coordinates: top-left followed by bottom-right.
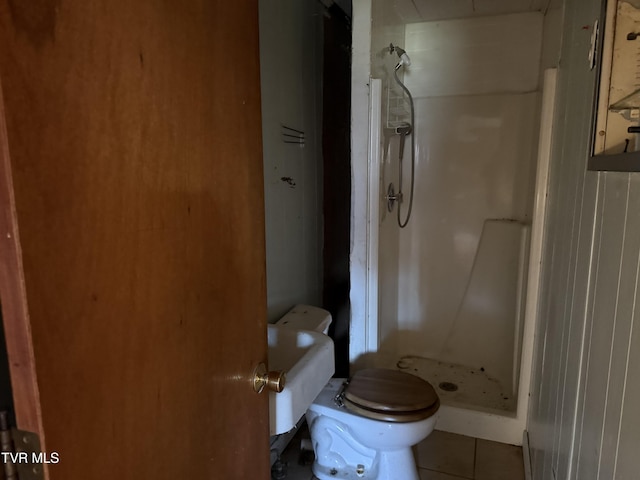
(275, 305), (332, 335)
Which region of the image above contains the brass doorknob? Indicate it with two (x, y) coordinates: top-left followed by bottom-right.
(253, 363), (286, 393)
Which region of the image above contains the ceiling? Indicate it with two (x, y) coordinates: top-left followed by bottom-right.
(373, 0), (562, 26)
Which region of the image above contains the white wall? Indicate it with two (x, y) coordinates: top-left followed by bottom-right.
(373, 0), (558, 25)
(404, 13), (543, 97)
(370, 9), (405, 350)
(375, 13), (542, 372)
(349, 0), (373, 362)
(528, 0), (640, 478)
(388, 93), (539, 355)
(258, 0), (324, 321)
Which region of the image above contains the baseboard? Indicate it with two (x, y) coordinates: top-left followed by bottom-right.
(523, 430), (533, 480)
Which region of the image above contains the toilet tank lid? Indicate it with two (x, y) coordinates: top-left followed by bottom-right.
(275, 304), (332, 334)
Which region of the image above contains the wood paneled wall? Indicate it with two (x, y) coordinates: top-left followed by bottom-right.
(529, 1), (640, 478)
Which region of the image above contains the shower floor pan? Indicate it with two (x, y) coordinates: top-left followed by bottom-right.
(372, 354), (516, 413)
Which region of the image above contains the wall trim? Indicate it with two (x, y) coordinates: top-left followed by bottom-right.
(365, 78), (382, 353)
(523, 430), (533, 480)
(348, 0), (372, 365)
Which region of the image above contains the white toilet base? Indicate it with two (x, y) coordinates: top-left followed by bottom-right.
(307, 378), (437, 480)
(311, 447), (419, 480)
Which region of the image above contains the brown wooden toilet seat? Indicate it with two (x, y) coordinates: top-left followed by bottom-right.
(343, 368), (440, 423)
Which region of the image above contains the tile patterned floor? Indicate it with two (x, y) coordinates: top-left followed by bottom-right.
(273, 428), (525, 480)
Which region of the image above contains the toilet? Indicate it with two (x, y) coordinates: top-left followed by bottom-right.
(306, 369), (439, 480)
(276, 305), (440, 480)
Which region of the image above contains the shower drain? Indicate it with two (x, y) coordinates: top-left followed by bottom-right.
(438, 382), (458, 392)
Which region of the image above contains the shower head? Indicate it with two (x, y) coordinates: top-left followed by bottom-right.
(389, 43), (411, 70)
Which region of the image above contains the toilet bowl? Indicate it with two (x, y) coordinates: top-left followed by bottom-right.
(306, 368), (440, 480)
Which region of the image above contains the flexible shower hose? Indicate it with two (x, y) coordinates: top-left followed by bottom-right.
(393, 69), (416, 228)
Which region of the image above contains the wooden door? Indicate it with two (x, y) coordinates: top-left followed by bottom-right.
(0, 1), (269, 479)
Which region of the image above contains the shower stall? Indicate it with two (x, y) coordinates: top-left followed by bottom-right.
(350, 0), (561, 445)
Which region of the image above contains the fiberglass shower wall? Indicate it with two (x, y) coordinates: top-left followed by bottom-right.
(374, 13), (543, 398)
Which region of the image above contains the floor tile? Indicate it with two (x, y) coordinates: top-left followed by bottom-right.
(413, 430), (476, 479)
(474, 439), (524, 480)
(419, 468), (471, 479)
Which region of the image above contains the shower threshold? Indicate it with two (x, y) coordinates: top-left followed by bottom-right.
(372, 354), (517, 414)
